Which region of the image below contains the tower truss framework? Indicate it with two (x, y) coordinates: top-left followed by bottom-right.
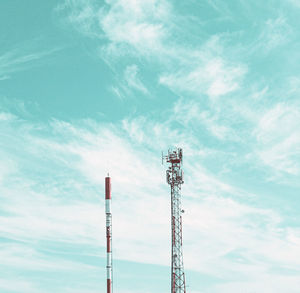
(163, 148), (186, 293)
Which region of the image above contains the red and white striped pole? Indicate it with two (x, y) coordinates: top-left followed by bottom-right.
(105, 176), (112, 293)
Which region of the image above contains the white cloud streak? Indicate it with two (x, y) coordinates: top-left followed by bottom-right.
(58, 0), (247, 101)
(0, 47), (60, 79)
(254, 102), (300, 175)
(255, 16), (293, 53)
(124, 64), (148, 94)
(160, 57), (247, 99)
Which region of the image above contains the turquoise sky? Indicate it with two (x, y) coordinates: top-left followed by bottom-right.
(1, 0), (300, 292)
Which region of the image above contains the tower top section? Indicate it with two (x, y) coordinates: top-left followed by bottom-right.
(162, 148), (183, 165)
(163, 148), (184, 186)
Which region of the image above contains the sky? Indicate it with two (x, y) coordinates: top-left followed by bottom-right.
(0, 0), (300, 292)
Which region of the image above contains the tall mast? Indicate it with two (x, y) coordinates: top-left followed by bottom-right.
(105, 176), (112, 293)
(163, 148), (186, 293)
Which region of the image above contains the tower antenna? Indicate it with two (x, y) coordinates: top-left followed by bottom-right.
(163, 148), (186, 293)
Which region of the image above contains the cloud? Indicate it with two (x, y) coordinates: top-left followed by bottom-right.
(0, 243), (97, 272)
(124, 64), (148, 94)
(59, 0), (248, 103)
(122, 115), (197, 150)
(160, 56), (247, 99)
(257, 17), (293, 53)
(207, 275), (300, 293)
(0, 47), (60, 79)
(253, 102), (300, 175)
(100, 0), (168, 54)
(0, 112), (17, 121)
(58, 0), (170, 57)
(99, 2), (247, 100)
(109, 64), (149, 99)
(171, 98), (242, 143)
(288, 0), (300, 8)
(56, 0), (103, 38)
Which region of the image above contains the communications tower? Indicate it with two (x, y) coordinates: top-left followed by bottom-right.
(163, 148), (186, 293)
(105, 176), (112, 293)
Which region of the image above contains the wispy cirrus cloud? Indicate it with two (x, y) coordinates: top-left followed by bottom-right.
(110, 64), (149, 99)
(58, 0), (247, 101)
(255, 16), (293, 53)
(253, 102), (300, 176)
(159, 57), (247, 99)
(124, 64), (148, 94)
(58, 0), (170, 56)
(0, 47), (60, 80)
(288, 0), (300, 8)
(56, 0), (103, 38)
(100, 0), (170, 56)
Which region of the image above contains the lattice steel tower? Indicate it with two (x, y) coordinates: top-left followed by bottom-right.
(163, 148), (186, 293)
